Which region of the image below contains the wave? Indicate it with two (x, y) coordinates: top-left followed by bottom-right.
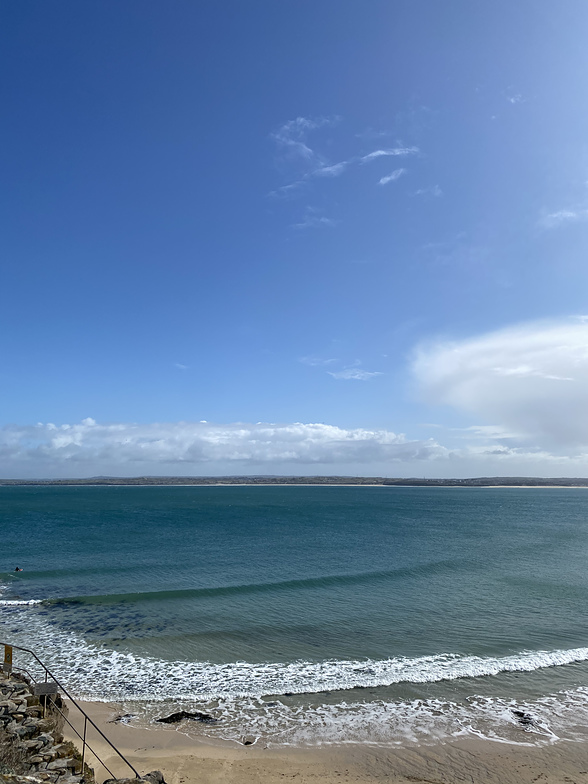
(0, 599), (43, 606)
(3, 602), (588, 747)
(43, 560), (461, 607)
(2, 602), (588, 700)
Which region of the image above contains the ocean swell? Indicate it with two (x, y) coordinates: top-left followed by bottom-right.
(1, 601), (588, 701)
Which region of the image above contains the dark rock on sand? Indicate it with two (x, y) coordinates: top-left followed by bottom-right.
(156, 711), (216, 724)
(109, 714), (137, 724)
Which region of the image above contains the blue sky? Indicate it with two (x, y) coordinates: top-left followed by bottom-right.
(3, 1), (588, 477)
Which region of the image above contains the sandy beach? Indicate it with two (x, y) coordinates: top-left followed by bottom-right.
(62, 700), (588, 784)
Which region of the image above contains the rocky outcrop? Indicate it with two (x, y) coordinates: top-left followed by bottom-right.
(0, 671), (87, 784)
(0, 672), (164, 784)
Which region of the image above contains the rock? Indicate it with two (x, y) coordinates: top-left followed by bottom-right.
(35, 721), (56, 735)
(51, 745), (71, 758)
(46, 758), (73, 771)
(22, 740), (42, 749)
(109, 714), (137, 724)
(512, 709), (535, 727)
(141, 771), (166, 784)
(13, 724), (38, 739)
(156, 711), (216, 724)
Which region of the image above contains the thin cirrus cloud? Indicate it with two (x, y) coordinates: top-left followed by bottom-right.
(293, 213), (337, 229)
(539, 208), (588, 229)
(359, 147), (419, 162)
(270, 116), (420, 197)
(328, 367), (383, 380)
(415, 184), (443, 197)
(379, 168), (406, 186)
(299, 356), (339, 367)
(270, 116), (336, 166)
(0, 419), (447, 476)
(313, 161), (350, 177)
(412, 318), (588, 452)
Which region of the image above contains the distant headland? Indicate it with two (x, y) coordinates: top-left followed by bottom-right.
(1, 476), (588, 487)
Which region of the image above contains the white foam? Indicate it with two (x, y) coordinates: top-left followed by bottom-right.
(121, 689), (588, 748)
(2, 602), (588, 701)
(0, 599), (43, 606)
(3, 603), (588, 747)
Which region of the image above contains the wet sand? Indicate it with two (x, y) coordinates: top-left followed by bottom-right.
(63, 700), (588, 784)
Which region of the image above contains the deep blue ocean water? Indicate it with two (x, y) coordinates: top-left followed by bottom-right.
(2, 486), (588, 747)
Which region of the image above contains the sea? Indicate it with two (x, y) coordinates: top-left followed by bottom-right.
(2, 485), (588, 748)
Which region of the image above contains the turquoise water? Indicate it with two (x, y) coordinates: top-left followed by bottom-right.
(2, 486), (588, 746)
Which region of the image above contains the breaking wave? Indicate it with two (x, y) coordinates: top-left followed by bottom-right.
(2, 599), (588, 747)
(1, 600), (588, 701)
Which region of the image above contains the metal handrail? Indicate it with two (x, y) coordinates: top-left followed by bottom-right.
(1, 641), (141, 781)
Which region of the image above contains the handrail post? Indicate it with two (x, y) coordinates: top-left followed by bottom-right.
(81, 715), (87, 774)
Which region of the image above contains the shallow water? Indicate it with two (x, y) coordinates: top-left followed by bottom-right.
(2, 486), (588, 746)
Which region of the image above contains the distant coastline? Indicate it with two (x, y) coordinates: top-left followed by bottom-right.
(1, 475), (588, 487)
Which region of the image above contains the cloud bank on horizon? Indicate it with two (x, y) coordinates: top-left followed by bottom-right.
(5, 318), (588, 478)
(0, 419), (446, 478)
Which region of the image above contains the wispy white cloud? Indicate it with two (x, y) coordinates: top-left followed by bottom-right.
(313, 161), (350, 177)
(271, 116), (336, 165)
(293, 213), (338, 229)
(505, 87), (524, 104)
(299, 356), (339, 367)
(360, 147), (419, 163)
(539, 208), (588, 229)
(462, 424), (521, 440)
(174, 363), (188, 370)
(270, 180), (307, 198)
(328, 367), (382, 380)
(378, 168), (406, 186)
(269, 161), (350, 198)
(270, 119), (420, 197)
(355, 128), (394, 140)
(415, 184), (443, 197)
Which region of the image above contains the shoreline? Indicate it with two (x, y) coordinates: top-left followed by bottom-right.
(3, 482), (588, 488)
(63, 699), (588, 784)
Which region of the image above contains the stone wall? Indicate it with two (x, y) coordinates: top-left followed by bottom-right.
(0, 672), (164, 784)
